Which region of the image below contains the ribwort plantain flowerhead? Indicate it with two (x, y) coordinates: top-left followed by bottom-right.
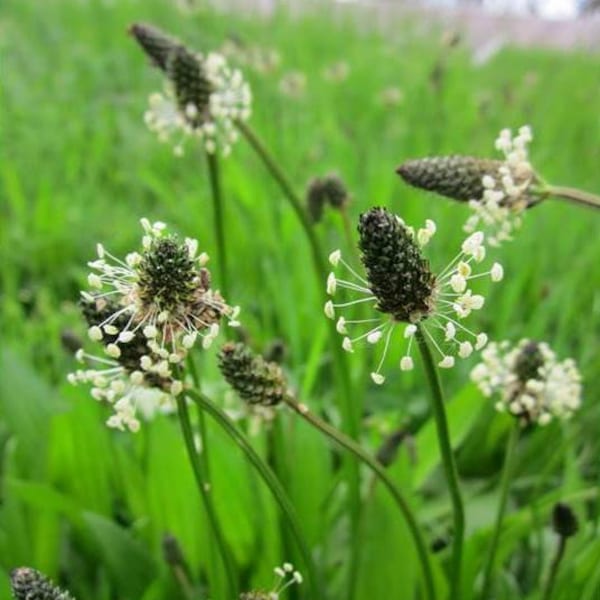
(326, 207), (501, 384)
(471, 339), (582, 426)
(11, 567), (75, 600)
(397, 126), (538, 246)
(239, 562), (303, 600)
(218, 342), (287, 407)
(397, 155), (503, 203)
(130, 22), (252, 157)
(68, 219), (240, 431)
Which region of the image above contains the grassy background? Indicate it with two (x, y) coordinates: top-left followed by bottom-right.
(1, 0), (600, 598)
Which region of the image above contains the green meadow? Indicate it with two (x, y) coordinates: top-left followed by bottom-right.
(1, 0), (600, 598)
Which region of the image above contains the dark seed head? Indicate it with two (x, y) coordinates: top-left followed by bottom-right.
(167, 45), (212, 127)
(10, 567), (75, 600)
(129, 22), (180, 72)
(218, 342), (287, 406)
(358, 207), (436, 323)
(552, 502), (578, 538)
(514, 340), (545, 384)
(396, 156), (502, 202)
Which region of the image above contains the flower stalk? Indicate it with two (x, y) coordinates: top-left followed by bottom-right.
(479, 422), (520, 600)
(416, 325), (464, 600)
(205, 151), (229, 297)
(234, 116), (362, 594)
(282, 394), (436, 600)
(185, 387), (324, 600)
(175, 391), (238, 597)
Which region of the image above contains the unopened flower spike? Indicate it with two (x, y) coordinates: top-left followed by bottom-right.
(471, 339), (582, 426)
(11, 567), (76, 600)
(218, 342), (288, 407)
(325, 207), (501, 384)
(130, 22), (252, 157)
(305, 173), (350, 224)
(239, 562), (303, 600)
(69, 219), (240, 431)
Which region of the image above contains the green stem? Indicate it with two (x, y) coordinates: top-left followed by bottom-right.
(545, 184), (600, 210)
(235, 118), (361, 595)
(415, 325), (464, 600)
(185, 388), (323, 600)
(283, 395), (436, 600)
(541, 536), (567, 600)
(175, 394), (237, 597)
(205, 151), (229, 297)
(479, 422), (520, 600)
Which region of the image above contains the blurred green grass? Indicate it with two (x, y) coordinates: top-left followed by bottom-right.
(1, 0), (600, 598)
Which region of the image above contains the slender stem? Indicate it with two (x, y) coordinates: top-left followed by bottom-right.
(175, 394), (237, 597)
(185, 388), (324, 600)
(205, 151), (229, 297)
(236, 118), (361, 595)
(541, 536), (568, 600)
(415, 325), (464, 600)
(235, 119), (324, 273)
(283, 395), (436, 600)
(545, 184), (600, 210)
(479, 422), (520, 600)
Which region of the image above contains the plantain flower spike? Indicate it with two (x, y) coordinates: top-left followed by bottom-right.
(11, 567), (75, 600)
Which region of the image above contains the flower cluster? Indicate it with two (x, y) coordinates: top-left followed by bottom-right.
(464, 125), (537, 245)
(240, 562), (303, 600)
(471, 339), (582, 426)
(11, 567), (75, 600)
(68, 219), (239, 431)
(325, 207), (502, 384)
(305, 173), (349, 223)
(131, 23), (251, 157)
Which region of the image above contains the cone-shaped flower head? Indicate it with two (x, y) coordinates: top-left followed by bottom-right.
(471, 339), (582, 426)
(218, 342), (287, 406)
(552, 502), (578, 538)
(239, 563), (302, 600)
(326, 207), (502, 384)
(397, 126), (537, 246)
(129, 23), (179, 71)
(11, 567), (75, 600)
(130, 22), (251, 157)
(397, 156), (503, 203)
(68, 219), (240, 431)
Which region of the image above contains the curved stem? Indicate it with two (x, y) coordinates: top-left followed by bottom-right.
(283, 395), (436, 600)
(235, 118), (361, 595)
(185, 388), (324, 600)
(205, 151), (229, 297)
(479, 422), (520, 599)
(415, 325), (464, 600)
(175, 394), (237, 597)
(541, 536), (567, 600)
(545, 184), (600, 210)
